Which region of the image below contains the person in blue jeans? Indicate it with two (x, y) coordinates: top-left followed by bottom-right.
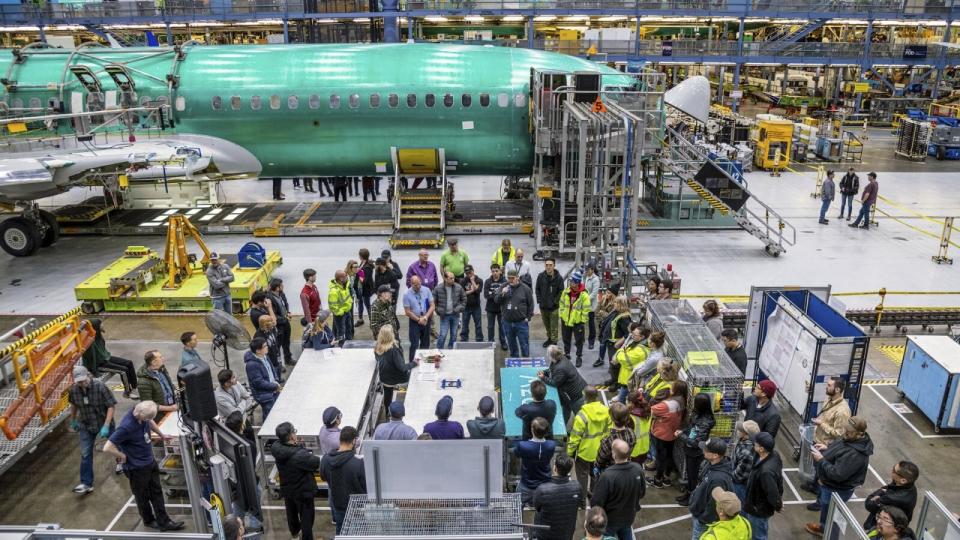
(433, 271), (466, 349)
(805, 416), (874, 537)
(67, 365), (116, 494)
(849, 172), (879, 230)
(403, 276), (435, 361)
(459, 265), (485, 342)
(819, 170), (835, 225)
(498, 269), (534, 357)
(838, 167), (860, 220)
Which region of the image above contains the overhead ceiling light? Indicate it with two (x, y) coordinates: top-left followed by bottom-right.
(502, 15), (524, 22)
(352, 17), (370, 22)
(424, 16), (448, 22)
(562, 16), (589, 21)
(464, 15), (485, 22)
(598, 16), (628, 21)
(315, 18), (336, 23)
(534, 15), (556, 21)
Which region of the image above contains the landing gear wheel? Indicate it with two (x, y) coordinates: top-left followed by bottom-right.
(0, 217), (40, 257)
(38, 209), (59, 247)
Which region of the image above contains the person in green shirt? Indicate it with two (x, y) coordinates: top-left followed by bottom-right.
(439, 237), (470, 279)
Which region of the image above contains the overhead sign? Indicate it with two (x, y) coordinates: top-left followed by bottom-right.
(731, 90), (743, 99)
(662, 40), (673, 57)
(903, 45), (928, 59)
(853, 82), (871, 93)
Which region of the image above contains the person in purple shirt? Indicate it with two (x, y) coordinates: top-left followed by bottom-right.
(423, 395), (465, 440)
(406, 249), (439, 291)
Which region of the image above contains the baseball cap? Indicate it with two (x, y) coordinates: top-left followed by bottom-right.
(464, 264), (474, 273)
(381, 249), (392, 258)
(698, 437), (727, 456)
(375, 257), (386, 265)
(209, 252), (220, 260)
(608, 283), (621, 295)
(758, 379), (778, 399)
(478, 396), (495, 415)
(377, 284), (392, 294)
(752, 431), (775, 452)
(711, 486), (741, 516)
(72, 365), (90, 382)
(389, 401), (405, 418)
(322, 406), (341, 427)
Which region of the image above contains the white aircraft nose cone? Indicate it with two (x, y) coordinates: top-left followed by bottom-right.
(664, 76), (711, 124)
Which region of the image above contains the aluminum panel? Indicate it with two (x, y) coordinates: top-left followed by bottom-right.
(403, 350), (495, 436)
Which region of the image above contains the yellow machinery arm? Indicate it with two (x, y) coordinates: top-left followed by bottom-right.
(163, 215), (212, 290)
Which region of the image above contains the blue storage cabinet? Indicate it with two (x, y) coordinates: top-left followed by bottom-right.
(897, 336), (960, 432)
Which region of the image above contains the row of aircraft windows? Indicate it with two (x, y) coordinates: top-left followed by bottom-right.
(209, 92), (527, 112)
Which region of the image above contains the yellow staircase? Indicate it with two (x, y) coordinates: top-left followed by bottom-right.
(389, 148), (448, 249)
(684, 179), (730, 216)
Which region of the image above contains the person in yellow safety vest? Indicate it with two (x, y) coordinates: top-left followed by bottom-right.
(568, 386), (611, 503)
(601, 296), (632, 386)
(559, 270), (591, 368)
(612, 323), (650, 402)
(491, 238), (515, 267)
(626, 388), (653, 463)
(327, 270), (355, 343)
(641, 359), (680, 472)
(700, 487), (753, 540)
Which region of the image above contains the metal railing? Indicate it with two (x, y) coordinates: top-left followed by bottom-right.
(1, 0), (955, 24)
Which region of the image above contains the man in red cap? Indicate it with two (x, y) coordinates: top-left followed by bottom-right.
(741, 380), (781, 439)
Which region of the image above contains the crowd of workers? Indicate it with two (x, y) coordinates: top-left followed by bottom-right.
(63, 236), (922, 540)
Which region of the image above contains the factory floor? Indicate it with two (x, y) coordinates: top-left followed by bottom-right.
(1, 131), (959, 538)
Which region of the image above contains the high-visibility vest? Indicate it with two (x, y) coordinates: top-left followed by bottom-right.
(327, 279), (354, 316)
(491, 246), (515, 267)
(631, 415), (652, 457)
(567, 401), (611, 462)
(608, 312), (630, 343)
(559, 288), (591, 327)
(615, 343), (649, 386)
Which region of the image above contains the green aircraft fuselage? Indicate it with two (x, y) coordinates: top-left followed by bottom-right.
(0, 43), (634, 177)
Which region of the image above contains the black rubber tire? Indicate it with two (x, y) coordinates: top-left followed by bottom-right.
(0, 217), (40, 257)
(38, 209), (59, 247)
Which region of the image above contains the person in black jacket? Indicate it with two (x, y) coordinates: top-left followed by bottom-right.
(533, 454), (582, 540)
(515, 379), (557, 440)
(863, 461), (919, 530)
(720, 329), (747, 376)
(355, 249), (375, 327)
(373, 257), (401, 307)
(688, 438), (736, 540)
(742, 432), (783, 540)
(483, 264), (508, 351)
(741, 380), (781, 439)
(806, 416), (875, 537)
(535, 258), (564, 347)
(267, 278), (294, 365)
(467, 396), (506, 439)
(320, 426), (367, 534)
(675, 393), (716, 507)
(271, 422), (321, 540)
(591, 439), (646, 540)
(374, 325), (417, 409)
(539, 345), (587, 424)
(838, 167), (860, 220)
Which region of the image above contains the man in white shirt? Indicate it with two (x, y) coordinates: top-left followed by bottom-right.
(506, 248), (533, 288)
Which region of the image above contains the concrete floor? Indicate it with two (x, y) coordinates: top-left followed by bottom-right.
(0, 132), (959, 537)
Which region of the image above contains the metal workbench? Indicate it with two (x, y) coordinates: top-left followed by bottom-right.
(403, 350), (496, 436)
(256, 347), (379, 496)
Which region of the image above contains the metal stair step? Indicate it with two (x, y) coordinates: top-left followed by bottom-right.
(399, 223), (442, 231)
(399, 214), (441, 221)
(401, 204), (442, 211)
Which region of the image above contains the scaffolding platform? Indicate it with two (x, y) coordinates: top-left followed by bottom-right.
(50, 200), (532, 238)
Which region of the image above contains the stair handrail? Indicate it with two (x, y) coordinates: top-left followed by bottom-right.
(393, 162), (402, 231)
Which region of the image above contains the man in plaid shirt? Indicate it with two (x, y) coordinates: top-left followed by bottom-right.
(68, 365), (116, 494)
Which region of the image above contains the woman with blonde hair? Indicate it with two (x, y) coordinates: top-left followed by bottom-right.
(600, 295), (633, 385)
(375, 325), (417, 409)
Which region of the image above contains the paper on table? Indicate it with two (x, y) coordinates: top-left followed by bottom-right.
(687, 351), (718, 366)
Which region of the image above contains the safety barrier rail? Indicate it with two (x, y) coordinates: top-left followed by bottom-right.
(0, 309), (95, 441)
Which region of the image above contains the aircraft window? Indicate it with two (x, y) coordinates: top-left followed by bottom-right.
(497, 93), (509, 107)
(370, 93), (381, 108)
(140, 96), (151, 106)
(251, 95), (262, 110)
(443, 93), (453, 107)
(330, 94), (340, 109)
(479, 93), (490, 107)
(211, 96), (222, 110)
(29, 97), (41, 109)
(388, 93), (399, 108)
(288, 95), (299, 109)
(461, 94), (472, 108)
(349, 94), (359, 108)
(11, 98), (21, 109)
(425, 93), (435, 107)
(406, 93), (417, 108)
(308, 94), (320, 109)
(175, 97), (185, 111)
(230, 96), (241, 110)
(269, 95), (280, 110)
(514, 93), (526, 107)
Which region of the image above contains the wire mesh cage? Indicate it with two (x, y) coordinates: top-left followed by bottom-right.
(665, 325), (744, 439)
(647, 299), (704, 331)
(339, 494), (524, 538)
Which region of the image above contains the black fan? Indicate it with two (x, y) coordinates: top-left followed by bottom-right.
(205, 310), (251, 371)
